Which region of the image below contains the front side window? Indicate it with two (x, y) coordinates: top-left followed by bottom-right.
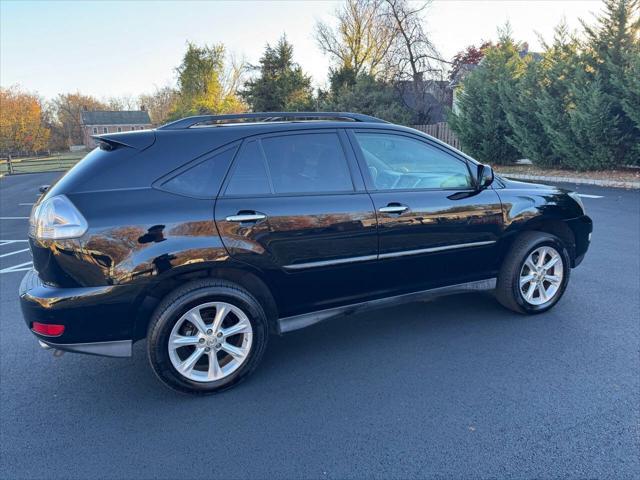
(354, 133), (472, 190)
(225, 133), (353, 196)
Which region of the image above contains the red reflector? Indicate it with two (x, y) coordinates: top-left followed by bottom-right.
(32, 322), (65, 337)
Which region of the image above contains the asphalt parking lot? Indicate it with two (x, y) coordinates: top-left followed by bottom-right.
(1, 172), (638, 479)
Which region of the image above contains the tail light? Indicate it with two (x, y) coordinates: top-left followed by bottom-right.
(32, 322), (65, 337)
(29, 195), (88, 240)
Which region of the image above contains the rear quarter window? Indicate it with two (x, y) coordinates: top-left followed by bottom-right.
(159, 145), (238, 198)
(225, 140), (271, 196)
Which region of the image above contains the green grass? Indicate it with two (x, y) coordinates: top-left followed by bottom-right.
(0, 152), (84, 175)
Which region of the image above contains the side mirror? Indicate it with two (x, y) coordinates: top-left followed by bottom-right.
(477, 164), (494, 189)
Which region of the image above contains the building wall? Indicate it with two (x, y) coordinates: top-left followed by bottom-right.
(82, 124), (153, 149)
(452, 88), (462, 115)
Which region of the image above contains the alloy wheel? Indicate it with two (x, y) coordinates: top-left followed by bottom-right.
(519, 246), (564, 306)
(168, 301), (253, 382)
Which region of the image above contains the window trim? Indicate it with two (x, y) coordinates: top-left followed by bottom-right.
(221, 129), (358, 198)
(347, 129), (477, 193)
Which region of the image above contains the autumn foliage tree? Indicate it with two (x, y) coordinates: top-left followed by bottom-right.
(50, 92), (107, 147)
(139, 86), (178, 125)
(0, 87), (51, 155)
(170, 42), (246, 119)
(448, 41), (493, 81)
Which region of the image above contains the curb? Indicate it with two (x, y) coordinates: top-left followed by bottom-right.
(499, 172), (640, 189)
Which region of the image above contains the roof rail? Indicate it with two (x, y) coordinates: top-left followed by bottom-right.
(158, 112), (388, 130)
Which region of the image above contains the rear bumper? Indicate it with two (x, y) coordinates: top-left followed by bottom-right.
(19, 269), (138, 357)
(37, 338), (132, 357)
(567, 215), (593, 267)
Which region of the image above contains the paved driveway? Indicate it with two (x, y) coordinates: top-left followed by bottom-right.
(1, 172), (638, 479)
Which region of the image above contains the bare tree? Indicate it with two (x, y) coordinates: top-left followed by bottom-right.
(383, 0), (444, 81)
(105, 95), (139, 111)
(382, 0), (450, 122)
(224, 53), (248, 97)
(315, 0), (395, 79)
(51, 93), (107, 146)
(314, 0), (449, 122)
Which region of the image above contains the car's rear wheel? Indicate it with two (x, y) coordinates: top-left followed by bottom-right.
(495, 231), (571, 314)
(147, 279), (268, 394)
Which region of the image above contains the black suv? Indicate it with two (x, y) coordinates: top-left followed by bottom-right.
(20, 112), (592, 394)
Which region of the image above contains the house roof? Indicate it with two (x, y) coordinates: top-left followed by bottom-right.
(81, 110), (151, 126)
(448, 64), (478, 88)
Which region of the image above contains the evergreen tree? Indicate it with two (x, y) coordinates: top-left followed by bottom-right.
(499, 54), (554, 165)
(611, 11), (640, 164)
(617, 47), (640, 129)
(449, 31), (523, 164)
(530, 22), (583, 168)
(562, 75), (623, 170)
(321, 74), (412, 124)
(328, 65), (358, 94)
(242, 36), (314, 112)
(570, 0), (640, 168)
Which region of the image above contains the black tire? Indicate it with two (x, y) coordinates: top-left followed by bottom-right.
(495, 231), (571, 314)
(147, 279), (269, 395)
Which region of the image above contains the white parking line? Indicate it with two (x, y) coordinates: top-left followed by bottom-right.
(0, 240), (32, 273)
(0, 248), (29, 258)
(0, 217), (29, 220)
(577, 194), (604, 199)
(19, 203), (34, 206)
(0, 261), (32, 274)
(0, 240), (29, 246)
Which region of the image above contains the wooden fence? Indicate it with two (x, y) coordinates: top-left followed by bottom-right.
(1, 153), (83, 175)
(412, 123), (460, 150)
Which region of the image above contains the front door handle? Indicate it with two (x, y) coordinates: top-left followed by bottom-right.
(225, 212), (267, 222)
(379, 204), (409, 214)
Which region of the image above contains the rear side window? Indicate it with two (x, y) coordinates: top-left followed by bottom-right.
(161, 145), (237, 198)
(224, 132), (354, 196)
(262, 133), (353, 194)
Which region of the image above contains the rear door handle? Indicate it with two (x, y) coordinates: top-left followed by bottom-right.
(379, 204), (409, 214)
(225, 212), (267, 222)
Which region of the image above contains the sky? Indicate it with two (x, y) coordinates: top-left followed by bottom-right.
(1, 0), (603, 100)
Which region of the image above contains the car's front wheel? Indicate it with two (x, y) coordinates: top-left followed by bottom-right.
(495, 231), (571, 314)
(147, 279), (268, 394)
